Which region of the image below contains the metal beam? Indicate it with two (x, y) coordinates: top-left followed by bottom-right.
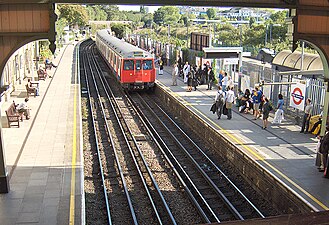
(0, 0), (297, 8)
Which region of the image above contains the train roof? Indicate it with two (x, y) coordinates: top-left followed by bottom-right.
(97, 29), (153, 59)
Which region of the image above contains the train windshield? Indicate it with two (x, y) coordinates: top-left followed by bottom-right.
(142, 60), (153, 70)
(136, 60), (141, 70)
(123, 60), (134, 70)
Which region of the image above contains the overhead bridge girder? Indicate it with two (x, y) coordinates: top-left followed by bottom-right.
(0, 3), (56, 76)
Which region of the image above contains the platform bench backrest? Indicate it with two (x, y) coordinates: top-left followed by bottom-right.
(5, 102), (20, 128)
(37, 69), (47, 80)
(26, 84), (35, 97)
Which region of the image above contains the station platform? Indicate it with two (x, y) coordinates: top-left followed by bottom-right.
(156, 66), (329, 212)
(0, 43), (83, 225)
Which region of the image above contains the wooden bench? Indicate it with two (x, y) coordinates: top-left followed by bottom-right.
(37, 69), (47, 80)
(45, 63), (52, 70)
(26, 84), (36, 97)
(5, 102), (20, 128)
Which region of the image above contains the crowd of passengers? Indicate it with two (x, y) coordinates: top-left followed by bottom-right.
(171, 58), (329, 178)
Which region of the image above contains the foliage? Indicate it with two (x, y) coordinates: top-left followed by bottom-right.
(141, 13), (153, 28)
(86, 5), (107, 21)
(111, 23), (129, 39)
(58, 4), (89, 27)
(207, 8), (216, 20)
(55, 18), (68, 47)
(153, 6), (181, 25)
(39, 41), (53, 60)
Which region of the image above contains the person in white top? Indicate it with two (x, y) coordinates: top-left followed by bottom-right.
(172, 63), (179, 86)
(214, 86), (226, 119)
(17, 98), (30, 121)
(221, 72), (229, 91)
(183, 62), (190, 84)
(225, 86), (235, 120)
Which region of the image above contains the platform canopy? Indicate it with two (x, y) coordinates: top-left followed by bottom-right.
(203, 47), (243, 59)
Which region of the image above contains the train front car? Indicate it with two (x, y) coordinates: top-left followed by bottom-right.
(96, 30), (156, 91)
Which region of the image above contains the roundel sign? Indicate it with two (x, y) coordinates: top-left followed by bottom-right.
(290, 83), (306, 110)
(291, 87), (304, 105)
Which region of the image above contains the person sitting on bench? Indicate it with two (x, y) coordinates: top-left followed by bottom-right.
(16, 98), (30, 121)
(27, 79), (39, 96)
(45, 58), (57, 69)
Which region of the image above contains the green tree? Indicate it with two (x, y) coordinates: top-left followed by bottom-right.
(58, 4), (89, 27)
(102, 5), (126, 21)
(153, 6), (180, 25)
(207, 8), (216, 20)
(249, 17), (256, 27)
(142, 13), (153, 28)
(111, 23), (129, 39)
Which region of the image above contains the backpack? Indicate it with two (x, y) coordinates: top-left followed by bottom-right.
(218, 91), (225, 103)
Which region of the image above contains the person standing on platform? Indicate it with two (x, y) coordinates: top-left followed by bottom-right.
(207, 67), (215, 90)
(272, 94), (284, 124)
(252, 87), (262, 120)
(221, 72), (228, 91)
(172, 63), (179, 86)
(218, 70), (224, 87)
(192, 65), (198, 91)
(159, 59), (164, 75)
(225, 86), (235, 120)
(300, 98), (313, 133)
(183, 62), (190, 84)
(215, 86), (225, 119)
(262, 97), (272, 129)
(177, 56), (182, 70)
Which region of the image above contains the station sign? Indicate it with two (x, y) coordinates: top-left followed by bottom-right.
(223, 58), (239, 65)
(290, 82), (306, 110)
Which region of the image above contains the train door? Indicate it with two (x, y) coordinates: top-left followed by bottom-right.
(135, 60), (143, 82)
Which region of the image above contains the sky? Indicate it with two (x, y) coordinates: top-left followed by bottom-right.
(118, 5), (160, 13)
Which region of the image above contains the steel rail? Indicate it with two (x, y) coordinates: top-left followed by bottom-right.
(85, 48), (138, 225)
(89, 45), (164, 225)
(131, 93), (220, 223)
(127, 92), (212, 223)
(151, 97), (266, 219)
(91, 50), (177, 225)
(80, 42), (112, 225)
(137, 93), (246, 220)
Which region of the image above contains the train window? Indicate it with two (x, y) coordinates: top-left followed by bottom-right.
(143, 60), (153, 70)
(124, 60), (134, 70)
(136, 60), (141, 70)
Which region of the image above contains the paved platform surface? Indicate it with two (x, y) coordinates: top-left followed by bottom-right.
(0, 43), (83, 225)
(157, 66), (329, 211)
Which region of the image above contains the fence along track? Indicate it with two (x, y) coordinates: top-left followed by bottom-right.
(131, 92), (265, 222)
(88, 43), (176, 225)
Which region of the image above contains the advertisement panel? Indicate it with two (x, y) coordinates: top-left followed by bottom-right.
(290, 82), (306, 110)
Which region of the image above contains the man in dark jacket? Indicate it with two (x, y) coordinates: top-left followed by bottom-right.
(207, 67), (215, 90)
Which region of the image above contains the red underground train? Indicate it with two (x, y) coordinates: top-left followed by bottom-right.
(96, 29), (156, 90)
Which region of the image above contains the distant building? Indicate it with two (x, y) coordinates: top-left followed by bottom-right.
(178, 6), (272, 21)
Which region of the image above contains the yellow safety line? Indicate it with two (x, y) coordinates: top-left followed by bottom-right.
(164, 84), (329, 211)
(69, 50), (78, 224)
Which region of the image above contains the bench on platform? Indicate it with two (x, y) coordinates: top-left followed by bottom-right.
(37, 69), (47, 80)
(5, 102), (20, 128)
(26, 84), (36, 97)
(45, 63), (52, 70)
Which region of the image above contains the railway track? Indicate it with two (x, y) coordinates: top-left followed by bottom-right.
(130, 92), (265, 223)
(82, 39), (269, 224)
